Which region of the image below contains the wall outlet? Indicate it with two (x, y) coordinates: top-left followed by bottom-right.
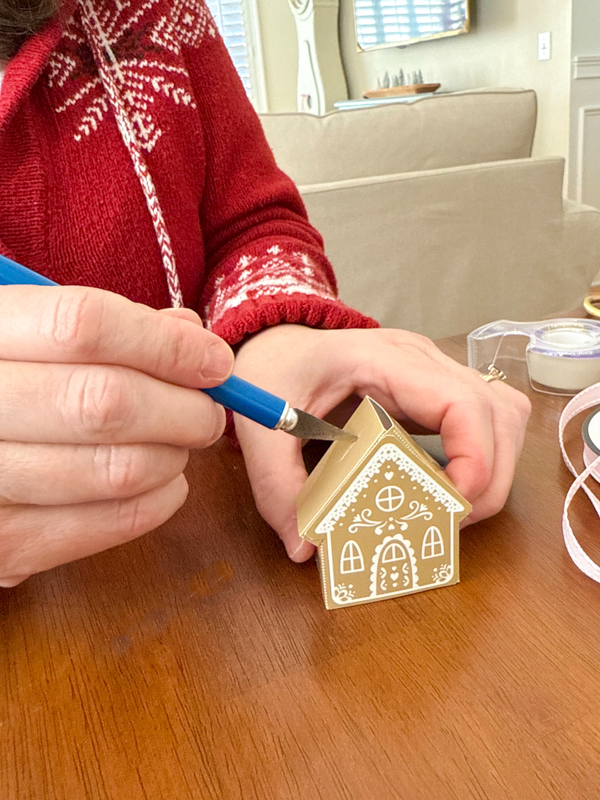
(538, 32), (551, 61)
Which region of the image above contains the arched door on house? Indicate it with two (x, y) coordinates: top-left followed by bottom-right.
(372, 536), (416, 596)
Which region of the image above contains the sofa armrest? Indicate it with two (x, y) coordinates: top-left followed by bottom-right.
(299, 158), (600, 340)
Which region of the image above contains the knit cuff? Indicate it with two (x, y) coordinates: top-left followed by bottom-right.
(203, 244), (378, 346)
(213, 293), (378, 346)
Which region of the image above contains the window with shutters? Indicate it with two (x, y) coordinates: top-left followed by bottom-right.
(355, 0), (468, 50)
(206, 0), (267, 111)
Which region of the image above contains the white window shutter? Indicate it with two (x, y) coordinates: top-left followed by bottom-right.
(355, 0), (466, 49)
(206, 0), (268, 112)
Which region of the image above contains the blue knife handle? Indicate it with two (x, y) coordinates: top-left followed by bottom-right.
(203, 375), (286, 429)
(0, 254), (287, 429)
(0, 254), (57, 286)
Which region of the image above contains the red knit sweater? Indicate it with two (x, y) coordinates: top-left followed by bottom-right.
(0, 0), (376, 346)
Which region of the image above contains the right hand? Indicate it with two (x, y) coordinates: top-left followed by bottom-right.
(0, 285), (234, 587)
(233, 324), (531, 561)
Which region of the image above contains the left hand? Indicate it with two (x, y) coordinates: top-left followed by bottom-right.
(233, 324), (531, 562)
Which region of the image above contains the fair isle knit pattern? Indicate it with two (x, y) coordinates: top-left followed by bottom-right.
(0, 0), (377, 348)
(205, 245), (337, 331)
(47, 0), (216, 307)
(46, 0), (214, 151)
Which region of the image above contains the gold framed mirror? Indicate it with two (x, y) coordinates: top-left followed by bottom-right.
(354, 0), (470, 52)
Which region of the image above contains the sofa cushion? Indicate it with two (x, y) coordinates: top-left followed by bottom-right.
(297, 157), (600, 339)
(260, 88), (537, 186)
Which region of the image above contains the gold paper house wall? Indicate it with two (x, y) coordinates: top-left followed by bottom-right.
(296, 397), (471, 610)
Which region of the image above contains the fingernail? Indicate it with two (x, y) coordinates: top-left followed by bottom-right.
(202, 339), (233, 381)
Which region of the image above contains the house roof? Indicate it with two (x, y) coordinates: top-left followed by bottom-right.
(315, 441), (467, 536)
(296, 397), (470, 542)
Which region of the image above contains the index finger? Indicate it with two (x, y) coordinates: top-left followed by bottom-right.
(0, 285), (233, 388)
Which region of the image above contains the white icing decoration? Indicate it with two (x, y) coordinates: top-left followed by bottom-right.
(316, 444), (464, 536)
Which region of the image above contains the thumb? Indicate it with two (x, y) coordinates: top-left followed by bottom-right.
(235, 418), (316, 562)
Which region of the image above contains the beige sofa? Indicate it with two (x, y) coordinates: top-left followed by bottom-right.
(260, 89), (600, 339)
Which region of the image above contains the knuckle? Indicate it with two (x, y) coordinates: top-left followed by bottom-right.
(469, 460), (493, 498)
(413, 332), (438, 352)
(0, 444), (25, 505)
(179, 448), (191, 472)
(199, 405), (226, 448)
(115, 494), (151, 540)
(473, 489), (509, 522)
(0, 575), (29, 587)
(210, 406), (227, 444)
(491, 384), (531, 423)
(40, 287), (106, 359)
(517, 393), (533, 421)
(387, 328), (434, 354)
(511, 403), (529, 429)
(153, 318), (217, 379)
(92, 445), (189, 496)
(0, 510), (35, 586)
(252, 476), (282, 527)
(489, 492), (509, 516)
(63, 366), (134, 439)
(501, 391), (531, 431)
(115, 477), (189, 540)
(157, 322), (189, 374)
(94, 445), (149, 496)
(251, 474), (273, 517)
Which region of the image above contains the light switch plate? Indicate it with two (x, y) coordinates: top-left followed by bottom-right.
(538, 32), (551, 61)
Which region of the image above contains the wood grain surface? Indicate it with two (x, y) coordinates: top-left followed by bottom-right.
(4, 333), (600, 800)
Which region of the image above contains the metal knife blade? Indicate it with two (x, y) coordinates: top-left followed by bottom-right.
(284, 408), (356, 442)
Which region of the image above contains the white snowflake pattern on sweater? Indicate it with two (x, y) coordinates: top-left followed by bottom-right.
(46, 0), (215, 151)
(205, 250), (338, 329)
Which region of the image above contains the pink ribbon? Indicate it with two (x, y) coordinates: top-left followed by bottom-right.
(559, 382), (600, 582)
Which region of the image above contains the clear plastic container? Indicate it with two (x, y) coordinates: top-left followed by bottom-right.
(467, 318), (600, 394)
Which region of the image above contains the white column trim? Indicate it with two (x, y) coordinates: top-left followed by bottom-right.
(289, 0), (326, 114)
(243, 0), (268, 112)
(573, 55), (600, 80)
(576, 105), (600, 204)
(288, 0), (347, 115)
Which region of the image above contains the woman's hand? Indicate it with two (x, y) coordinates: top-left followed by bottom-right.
(233, 324), (531, 562)
(0, 285), (234, 586)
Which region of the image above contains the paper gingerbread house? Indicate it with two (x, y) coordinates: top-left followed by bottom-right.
(296, 397), (471, 610)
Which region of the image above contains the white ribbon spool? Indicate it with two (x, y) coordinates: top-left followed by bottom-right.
(582, 408), (600, 482)
(559, 384), (600, 583)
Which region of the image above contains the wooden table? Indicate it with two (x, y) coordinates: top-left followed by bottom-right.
(4, 334), (600, 800)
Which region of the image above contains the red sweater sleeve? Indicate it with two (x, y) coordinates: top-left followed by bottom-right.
(182, 17), (378, 345)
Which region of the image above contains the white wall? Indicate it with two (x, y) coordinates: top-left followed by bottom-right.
(339, 0), (572, 160)
(256, 0), (298, 111)
(258, 0), (574, 162)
